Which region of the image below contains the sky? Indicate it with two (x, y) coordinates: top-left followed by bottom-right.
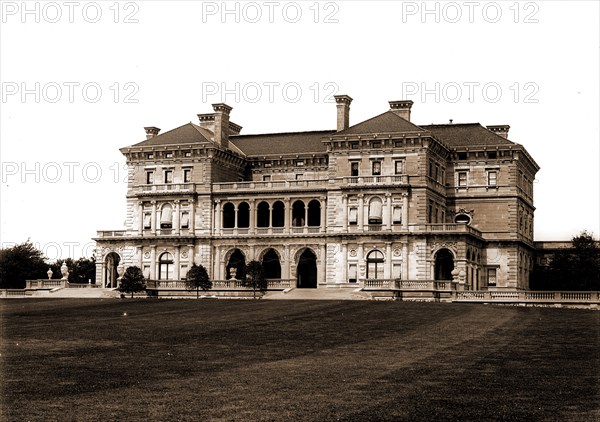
(0, 0), (599, 260)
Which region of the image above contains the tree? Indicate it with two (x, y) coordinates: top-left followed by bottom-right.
(50, 257), (96, 284)
(185, 264), (212, 298)
(241, 260), (268, 299)
(541, 231), (600, 291)
(119, 266), (146, 298)
(0, 241), (47, 289)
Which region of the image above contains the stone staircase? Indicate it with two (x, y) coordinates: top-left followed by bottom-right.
(31, 287), (120, 299)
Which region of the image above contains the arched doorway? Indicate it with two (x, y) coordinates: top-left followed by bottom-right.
(226, 249), (246, 280)
(366, 250), (385, 279)
(159, 252), (174, 280)
(104, 252), (120, 288)
(434, 249), (454, 280)
(297, 249), (317, 288)
(262, 249), (281, 279)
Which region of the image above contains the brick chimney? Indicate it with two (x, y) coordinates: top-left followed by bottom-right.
(487, 125), (510, 139)
(144, 127), (160, 139)
(197, 113), (215, 132)
(389, 100), (413, 121)
(212, 103), (232, 148)
(334, 95), (353, 132)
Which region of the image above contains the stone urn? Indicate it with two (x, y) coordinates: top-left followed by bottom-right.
(60, 262), (69, 280)
(229, 267), (238, 281)
(47, 268), (53, 280)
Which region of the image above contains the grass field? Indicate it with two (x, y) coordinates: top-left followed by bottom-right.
(1, 299), (599, 421)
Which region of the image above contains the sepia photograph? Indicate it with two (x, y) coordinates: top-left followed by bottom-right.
(1, 1), (599, 420)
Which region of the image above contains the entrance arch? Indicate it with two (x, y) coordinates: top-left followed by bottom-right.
(262, 249), (281, 279)
(434, 249), (454, 280)
(104, 252), (120, 288)
(226, 249), (246, 280)
(297, 249), (317, 288)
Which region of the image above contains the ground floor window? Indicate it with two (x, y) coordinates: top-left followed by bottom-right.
(159, 252), (174, 280)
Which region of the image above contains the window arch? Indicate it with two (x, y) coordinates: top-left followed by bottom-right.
(307, 200), (321, 227)
(292, 200), (305, 227)
(272, 201), (285, 227)
(223, 202), (235, 228)
(262, 249), (281, 279)
(237, 202), (250, 228)
(368, 197), (383, 224)
(366, 250), (385, 279)
(226, 249), (246, 280)
(257, 201), (270, 228)
(159, 252), (174, 280)
(160, 203), (173, 228)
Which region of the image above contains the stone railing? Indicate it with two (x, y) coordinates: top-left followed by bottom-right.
(363, 279), (454, 290)
(26, 279), (67, 289)
(213, 179), (329, 192)
(146, 279), (294, 290)
(340, 175), (409, 186)
(96, 230), (127, 238)
(135, 183), (196, 194)
(454, 290), (600, 303)
(409, 224), (482, 237)
(0, 289), (29, 298)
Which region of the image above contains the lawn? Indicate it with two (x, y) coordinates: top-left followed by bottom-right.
(1, 299), (599, 421)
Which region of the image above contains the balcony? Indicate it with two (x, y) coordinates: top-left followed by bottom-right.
(96, 230), (127, 238)
(409, 223), (482, 237)
(134, 183), (196, 196)
(340, 175), (409, 186)
(213, 179), (329, 193)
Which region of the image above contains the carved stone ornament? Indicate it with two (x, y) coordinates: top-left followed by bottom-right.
(144, 251), (150, 259)
(349, 249), (357, 257)
(456, 208), (474, 216)
(431, 242), (457, 253)
(181, 251), (188, 259)
(393, 248), (401, 257)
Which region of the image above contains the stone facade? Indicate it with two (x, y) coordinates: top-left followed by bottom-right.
(95, 96), (539, 291)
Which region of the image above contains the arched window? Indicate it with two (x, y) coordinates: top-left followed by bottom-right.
(272, 201), (285, 227)
(159, 252), (174, 280)
(455, 213), (471, 224)
(366, 250), (385, 279)
(434, 249), (454, 280)
(227, 249), (246, 280)
(160, 204), (173, 229)
(368, 197), (383, 224)
(223, 202), (235, 228)
(237, 202), (250, 228)
(292, 200), (305, 227)
(262, 249), (281, 279)
(257, 201), (270, 228)
(307, 200), (321, 227)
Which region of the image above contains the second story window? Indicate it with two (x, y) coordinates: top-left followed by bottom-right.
(146, 171), (154, 184)
(164, 170), (173, 184)
(350, 162), (359, 177)
(487, 170), (497, 187)
(457, 171), (468, 187)
(183, 169), (191, 183)
(372, 161), (382, 176)
(394, 160), (405, 175)
(348, 207), (358, 225)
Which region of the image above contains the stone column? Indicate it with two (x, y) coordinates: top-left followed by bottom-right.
(318, 244), (327, 285)
(137, 245), (143, 269)
(214, 200), (221, 236)
(358, 194), (365, 231)
(402, 243), (409, 280)
(285, 197), (292, 234)
(341, 195), (348, 230)
(174, 245), (180, 280)
(385, 193), (392, 231)
(358, 243), (365, 283)
(214, 246), (221, 280)
(385, 242), (392, 279)
(188, 245), (195, 266)
(340, 243), (347, 283)
(174, 200), (181, 235)
(283, 244), (290, 280)
(249, 199), (256, 235)
(189, 200), (195, 233)
(150, 245), (157, 280)
(320, 196), (327, 233)
(138, 201), (144, 235)
(402, 192), (409, 230)
(151, 201), (157, 235)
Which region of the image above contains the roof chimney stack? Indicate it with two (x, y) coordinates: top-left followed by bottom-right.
(487, 125), (510, 139)
(389, 100), (413, 121)
(212, 103), (232, 148)
(334, 95), (353, 132)
(144, 127), (161, 139)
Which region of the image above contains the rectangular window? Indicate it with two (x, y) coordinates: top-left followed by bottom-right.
(143, 213), (151, 229)
(296, 161), (304, 166)
(435, 164), (440, 182)
(487, 151), (497, 159)
(143, 265), (150, 279)
(348, 208), (358, 225)
(350, 162), (359, 177)
(164, 170), (173, 184)
(350, 142), (359, 149)
(458, 171), (468, 187)
(487, 268), (497, 286)
(184, 151), (192, 157)
(183, 169), (191, 183)
(392, 207), (402, 224)
(146, 153), (154, 159)
(393, 264), (402, 280)
(372, 141), (381, 148)
(428, 201), (433, 223)
(394, 160), (404, 175)
(458, 152), (467, 160)
(348, 264), (357, 283)
(372, 161), (382, 176)
(165, 152), (173, 158)
(181, 212), (189, 229)
(435, 207), (439, 223)
(295, 173), (304, 180)
(263, 175), (271, 181)
(487, 171), (497, 186)
(146, 171), (154, 184)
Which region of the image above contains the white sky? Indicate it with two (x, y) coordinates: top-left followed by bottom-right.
(1, 0), (599, 260)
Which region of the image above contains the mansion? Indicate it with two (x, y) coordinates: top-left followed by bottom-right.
(94, 96), (539, 292)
